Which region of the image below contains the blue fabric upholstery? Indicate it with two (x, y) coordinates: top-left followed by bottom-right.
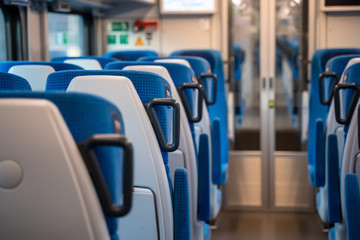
(340, 63), (360, 125)
(171, 49), (229, 185)
(204, 223), (211, 240)
(313, 119), (325, 187)
(103, 50), (158, 61)
(327, 134), (341, 223)
(137, 56), (214, 104)
(0, 91), (125, 240)
(198, 134), (211, 221)
(104, 61), (197, 130)
(323, 55), (360, 100)
(47, 69), (174, 192)
(173, 168), (191, 240)
(308, 48), (360, 187)
(329, 227), (336, 240)
(0, 61), (83, 72)
(0, 72), (32, 90)
(51, 56), (117, 68)
(345, 174), (360, 240)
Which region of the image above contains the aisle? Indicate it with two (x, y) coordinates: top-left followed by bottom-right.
(211, 211), (328, 240)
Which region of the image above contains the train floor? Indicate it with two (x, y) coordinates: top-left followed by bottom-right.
(212, 210), (328, 240)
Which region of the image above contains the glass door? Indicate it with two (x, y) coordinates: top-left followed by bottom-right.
(227, 0), (313, 211)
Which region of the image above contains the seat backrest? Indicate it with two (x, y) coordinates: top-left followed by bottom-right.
(308, 49), (360, 177)
(170, 49), (229, 180)
(0, 72), (32, 91)
(103, 50), (158, 61)
(0, 92), (133, 240)
(47, 70), (175, 240)
(0, 61), (82, 90)
(52, 56), (116, 70)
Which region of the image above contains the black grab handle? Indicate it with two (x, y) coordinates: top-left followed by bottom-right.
(144, 98), (181, 152)
(78, 134), (133, 217)
(334, 83), (360, 125)
(198, 73), (217, 105)
(177, 82), (204, 123)
(319, 72), (340, 105)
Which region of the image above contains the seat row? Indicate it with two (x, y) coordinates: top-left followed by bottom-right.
(307, 48), (360, 240)
(0, 49), (230, 240)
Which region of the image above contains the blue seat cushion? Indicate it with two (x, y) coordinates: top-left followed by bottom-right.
(0, 91), (125, 239)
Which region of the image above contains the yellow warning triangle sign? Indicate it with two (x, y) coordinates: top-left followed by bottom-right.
(135, 37), (144, 46)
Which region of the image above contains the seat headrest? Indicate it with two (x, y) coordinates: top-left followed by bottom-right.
(326, 55), (360, 74)
(171, 49), (222, 72)
(104, 50), (158, 61)
(0, 91), (126, 236)
(0, 72), (31, 91)
(52, 56), (116, 69)
(105, 61), (194, 87)
(0, 61), (83, 72)
(138, 56), (212, 77)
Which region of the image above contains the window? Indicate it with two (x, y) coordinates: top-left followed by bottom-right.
(48, 12), (86, 60)
(0, 9), (7, 61)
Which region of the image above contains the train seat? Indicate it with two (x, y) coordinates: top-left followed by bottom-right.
(171, 49), (229, 185)
(0, 72), (32, 91)
(0, 91), (133, 240)
(148, 57), (226, 191)
(105, 61), (212, 239)
(103, 50), (158, 61)
(47, 70), (188, 240)
(155, 57), (226, 186)
(0, 61), (82, 90)
(134, 58), (223, 218)
(308, 48), (360, 187)
(51, 56), (117, 70)
(316, 56), (360, 224)
(330, 63), (360, 240)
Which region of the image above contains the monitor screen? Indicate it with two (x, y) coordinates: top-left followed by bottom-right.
(160, 0), (215, 14)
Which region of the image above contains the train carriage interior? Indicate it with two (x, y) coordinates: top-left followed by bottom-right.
(2, 0), (360, 239)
